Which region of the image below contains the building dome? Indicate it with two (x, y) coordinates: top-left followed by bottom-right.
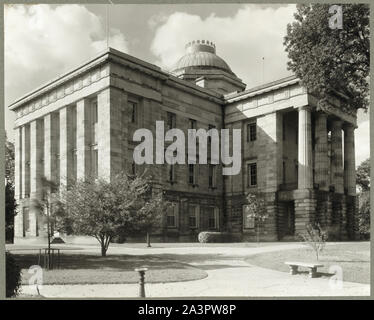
(172, 40), (233, 75)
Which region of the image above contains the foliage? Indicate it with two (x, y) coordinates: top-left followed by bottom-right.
(6, 252), (22, 298)
(5, 132), (15, 185)
(5, 133), (16, 243)
(357, 191), (370, 239)
(356, 158), (370, 192)
(60, 171), (167, 256)
(30, 177), (62, 269)
(284, 4), (370, 111)
(299, 222), (328, 261)
(198, 231), (234, 243)
(245, 193), (268, 242)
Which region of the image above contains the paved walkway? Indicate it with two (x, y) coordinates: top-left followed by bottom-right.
(20, 243), (370, 298)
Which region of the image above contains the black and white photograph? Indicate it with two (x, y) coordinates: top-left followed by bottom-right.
(3, 2), (371, 300)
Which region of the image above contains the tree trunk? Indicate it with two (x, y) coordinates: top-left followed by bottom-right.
(146, 232), (151, 247)
(101, 246), (107, 257)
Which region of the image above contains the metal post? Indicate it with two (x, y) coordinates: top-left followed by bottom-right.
(135, 268), (148, 298)
(146, 232), (151, 247)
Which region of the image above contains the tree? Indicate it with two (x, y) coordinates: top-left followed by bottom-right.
(5, 132), (16, 243)
(357, 191), (370, 239)
(355, 158), (370, 239)
(61, 172), (166, 257)
(299, 222), (328, 261)
(284, 4), (369, 111)
(245, 193), (268, 243)
(30, 177), (62, 269)
(356, 158), (370, 192)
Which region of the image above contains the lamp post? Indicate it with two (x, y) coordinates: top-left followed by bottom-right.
(135, 267), (148, 298)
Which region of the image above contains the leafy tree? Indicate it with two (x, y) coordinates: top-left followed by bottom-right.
(5, 132), (16, 243)
(299, 222), (328, 261)
(30, 177), (62, 269)
(6, 252), (21, 297)
(245, 193), (268, 243)
(61, 172), (166, 256)
(357, 191), (370, 239)
(284, 4), (369, 111)
(356, 158), (370, 192)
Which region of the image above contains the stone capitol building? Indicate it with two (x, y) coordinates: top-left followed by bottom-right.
(9, 40), (358, 243)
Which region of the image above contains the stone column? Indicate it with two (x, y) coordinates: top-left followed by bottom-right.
(14, 127), (22, 199)
(60, 106), (75, 188)
(297, 106), (313, 189)
(343, 123), (356, 196)
(331, 119), (344, 193)
(97, 88), (123, 181)
(314, 112), (329, 191)
(21, 125), (30, 198)
(76, 99), (91, 181)
(30, 119), (44, 236)
(44, 113), (59, 188)
(13, 127), (23, 237)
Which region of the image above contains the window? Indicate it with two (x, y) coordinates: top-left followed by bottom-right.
(188, 204), (199, 228)
(283, 161), (286, 184)
(283, 119), (286, 141)
(166, 203), (178, 228)
(208, 124), (216, 147)
(243, 205), (255, 229)
(23, 207), (30, 237)
(189, 119), (197, 130)
(207, 207), (218, 229)
(167, 112), (176, 130)
(188, 164), (197, 185)
(129, 101), (138, 124)
(92, 99), (98, 124)
(209, 165), (216, 188)
(247, 122), (257, 142)
(92, 149), (98, 179)
(248, 163), (257, 186)
(131, 161), (136, 175)
(168, 164), (175, 182)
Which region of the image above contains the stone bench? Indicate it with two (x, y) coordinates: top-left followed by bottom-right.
(285, 261), (324, 278)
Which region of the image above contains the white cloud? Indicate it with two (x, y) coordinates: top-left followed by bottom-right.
(355, 120), (370, 167)
(5, 4), (128, 104)
(150, 5), (296, 88)
(4, 4), (129, 140)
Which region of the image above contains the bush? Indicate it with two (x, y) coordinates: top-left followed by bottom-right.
(6, 252), (22, 298)
(198, 231), (234, 243)
(298, 223), (328, 261)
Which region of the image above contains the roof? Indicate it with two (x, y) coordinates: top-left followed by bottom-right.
(172, 40), (234, 75)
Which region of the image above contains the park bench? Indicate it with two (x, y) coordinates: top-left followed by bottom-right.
(285, 261), (323, 278)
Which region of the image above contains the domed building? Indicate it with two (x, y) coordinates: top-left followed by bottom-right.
(9, 41), (357, 244)
(172, 40), (246, 94)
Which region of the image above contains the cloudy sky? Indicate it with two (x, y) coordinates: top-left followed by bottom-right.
(4, 3), (369, 166)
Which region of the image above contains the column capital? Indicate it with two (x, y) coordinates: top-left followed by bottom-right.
(342, 122), (355, 131)
(316, 111), (328, 119)
(331, 118), (343, 128)
(297, 105), (312, 112)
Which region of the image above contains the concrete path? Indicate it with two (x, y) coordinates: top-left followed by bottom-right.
(20, 243), (370, 298)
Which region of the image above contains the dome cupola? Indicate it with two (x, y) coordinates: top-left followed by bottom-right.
(172, 40), (233, 75)
(172, 40), (246, 94)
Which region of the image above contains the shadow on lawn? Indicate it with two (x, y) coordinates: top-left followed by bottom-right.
(13, 252), (246, 272)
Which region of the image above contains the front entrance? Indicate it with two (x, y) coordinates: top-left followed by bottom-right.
(284, 201), (295, 236)
(279, 201), (295, 239)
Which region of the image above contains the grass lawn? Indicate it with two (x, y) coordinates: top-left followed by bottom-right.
(245, 242), (370, 284)
(14, 253), (208, 285)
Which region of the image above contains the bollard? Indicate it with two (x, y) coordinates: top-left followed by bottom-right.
(135, 267), (148, 298)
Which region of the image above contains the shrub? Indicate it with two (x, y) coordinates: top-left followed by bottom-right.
(6, 252), (22, 298)
(298, 222), (328, 261)
(198, 231), (234, 243)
